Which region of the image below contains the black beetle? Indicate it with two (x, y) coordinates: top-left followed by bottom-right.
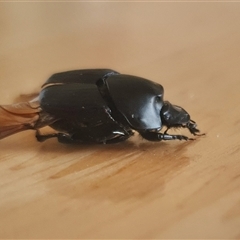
(0, 69), (203, 143)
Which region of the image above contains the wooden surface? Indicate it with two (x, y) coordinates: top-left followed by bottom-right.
(1, 2), (240, 239)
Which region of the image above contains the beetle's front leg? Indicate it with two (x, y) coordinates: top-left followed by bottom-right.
(139, 131), (193, 141)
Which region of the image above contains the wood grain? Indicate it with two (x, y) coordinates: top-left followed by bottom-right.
(1, 2), (240, 238)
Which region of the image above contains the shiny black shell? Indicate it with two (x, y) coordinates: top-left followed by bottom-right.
(39, 69), (164, 130)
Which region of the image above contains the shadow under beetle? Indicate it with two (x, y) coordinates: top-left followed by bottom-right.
(0, 69), (203, 144)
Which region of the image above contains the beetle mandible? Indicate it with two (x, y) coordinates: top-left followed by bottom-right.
(0, 69), (203, 144)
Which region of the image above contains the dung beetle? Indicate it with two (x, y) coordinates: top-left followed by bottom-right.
(0, 69), (203, 144)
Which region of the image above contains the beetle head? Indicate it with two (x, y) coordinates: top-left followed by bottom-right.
(160, 101), (201, 135)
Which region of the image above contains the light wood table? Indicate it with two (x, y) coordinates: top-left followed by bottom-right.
(1, 2), (240, 238)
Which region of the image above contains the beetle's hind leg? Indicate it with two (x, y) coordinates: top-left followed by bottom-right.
(140, 131), (194, 141)
(35, 130), (76, 143)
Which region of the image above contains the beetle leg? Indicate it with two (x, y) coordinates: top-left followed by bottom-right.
(35, 130), (75, 143)
(164, 128), (169, 134)
(36, 130), (56, 142)
(159, 134), (194, 141)
(140, 131), (194, 141)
